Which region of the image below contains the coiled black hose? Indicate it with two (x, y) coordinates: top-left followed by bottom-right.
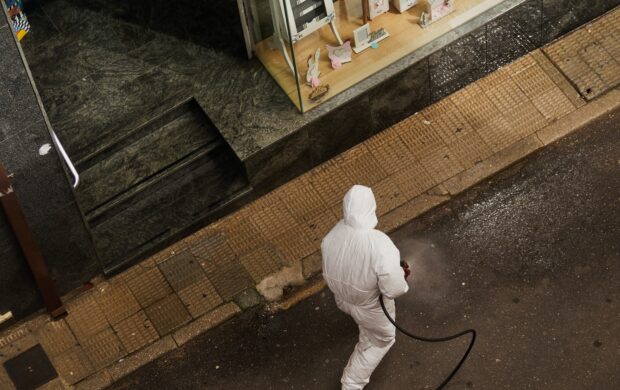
(379, 295), (477, 390)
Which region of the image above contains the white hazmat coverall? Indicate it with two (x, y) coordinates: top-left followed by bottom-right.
(321, 185), (409, 390)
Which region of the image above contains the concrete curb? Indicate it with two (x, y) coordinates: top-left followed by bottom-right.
(443, 135), (544, 196)
(74, 369), (112, 390)
(172, 303), (241, 346)
(536, 88), (620, 145)
(266, 279), (327, 313)
(108, 336), (177, 382)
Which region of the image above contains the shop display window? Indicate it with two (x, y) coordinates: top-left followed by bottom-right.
(239, 0), (507, 112)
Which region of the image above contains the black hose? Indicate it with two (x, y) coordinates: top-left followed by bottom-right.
(379, 295), (476, 390)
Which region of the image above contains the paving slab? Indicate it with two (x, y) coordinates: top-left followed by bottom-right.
(65, 294), (109, 343)
(124, 267), (173, 309)
(145, 295), (191, 336)
(93, 280), (141, 326)
(50, 346), (94, 385)
(239, 245), (285, 283)
(80, 328), (125, 370)
(177, 277), (223, 318)
(36, 320), (78, 358)
(158, 250), (205, 291)
(113, 311), (159, 354)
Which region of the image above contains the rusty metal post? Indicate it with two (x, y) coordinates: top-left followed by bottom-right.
(0, 163), (66, 319)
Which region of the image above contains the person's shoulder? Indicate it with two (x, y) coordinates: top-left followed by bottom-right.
(370, 229), (394, 243)
(321, 220), (345, 243)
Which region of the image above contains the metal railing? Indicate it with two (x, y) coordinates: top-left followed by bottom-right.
(50, 130), (79, 188)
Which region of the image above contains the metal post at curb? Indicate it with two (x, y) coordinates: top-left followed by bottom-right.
(0, 163), (66, 319)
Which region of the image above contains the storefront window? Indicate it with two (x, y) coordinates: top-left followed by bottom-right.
(240, 0), (507, 113)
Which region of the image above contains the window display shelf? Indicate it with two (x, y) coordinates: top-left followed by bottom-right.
(254, 0), (505, 112)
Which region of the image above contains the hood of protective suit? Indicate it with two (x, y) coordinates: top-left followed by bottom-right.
(343, 185), (378, 230)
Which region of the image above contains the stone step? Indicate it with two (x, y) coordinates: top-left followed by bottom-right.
(74, 91), (192, 170)
(91, 149), (251, 272)
(71, 98), (250, 270)
(76, 99), (220, 214)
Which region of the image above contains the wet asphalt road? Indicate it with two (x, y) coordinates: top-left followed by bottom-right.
(112, 108), (620, 390)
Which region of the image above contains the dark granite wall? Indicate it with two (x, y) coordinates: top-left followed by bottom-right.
(75, 0), (247, 58)
(0, 10), (97, 326)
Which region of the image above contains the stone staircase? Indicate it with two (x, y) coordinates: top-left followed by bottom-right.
(74, 98), (250, 271)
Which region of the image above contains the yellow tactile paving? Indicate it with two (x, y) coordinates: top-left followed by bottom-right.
(506, 54), (537, 75)
(80, 328), (125, 369)
(422, 107), (475, 146)
(65, 294), (109, 343)
(544, 8), (620, 100)
(474, 115), (522, 153)
(309, 160), (355, 206)
(250, 198), (299, 241)
(271, 225), (316, 265)
(504, 101), (549, 138)
(372, 177), (408, 216)
(36, 320), (78, 357)
(422, 97), (454, 120)
(93, 280), (141, 326)
(511, 63), (557, 98)
(580, 42), (620, 86)
(599, 34), (620, 60)
(567, 56), (608, 98)
(446, 131), (493, 169)
(177, 277), (223, 318)
(484, 78), (530, 113)
(304, 209), (339, 246)
(337, 144), (388, 186)
(390, 160), (437, 200)
(366, 127), (416, 175)
(124, 266), (173, 309)
(113, 311), (159, 354)
(531, 88), (576, 121)
(220, 214), (265, 256)
(476, 66), (511, 91)
(239, 245), (285, 283)
(398, 114), (447, 156)
(331, 203), (344, 221)
(277, 174), (328, 221)
(450, 83), (502, 129)
(51, 346), (94, 384)
(417, 146), (464, 184)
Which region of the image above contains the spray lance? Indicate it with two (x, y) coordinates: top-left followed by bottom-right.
(379, 261), (477, 390)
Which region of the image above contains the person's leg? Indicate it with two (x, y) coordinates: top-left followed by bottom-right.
(341, 303), (396, 389)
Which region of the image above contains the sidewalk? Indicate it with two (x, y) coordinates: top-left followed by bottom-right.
(1, 6), (619, 390)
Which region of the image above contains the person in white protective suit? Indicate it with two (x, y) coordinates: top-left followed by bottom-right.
(321, 185), (410, 390)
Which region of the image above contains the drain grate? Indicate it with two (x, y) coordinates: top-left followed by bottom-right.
(3, 344), (58, 390)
